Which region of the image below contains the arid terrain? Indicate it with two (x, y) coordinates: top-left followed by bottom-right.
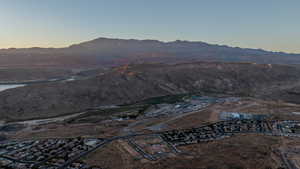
(0, 61), (300, 169)
(1, 62), (300, 122)
(1, 39), (300, 169)
(2, 0), (300, 167)
(2, 93), (300, 169)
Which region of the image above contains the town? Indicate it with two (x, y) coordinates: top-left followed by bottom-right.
(0, 138), (104, 169)
(2, 118), (300, 169)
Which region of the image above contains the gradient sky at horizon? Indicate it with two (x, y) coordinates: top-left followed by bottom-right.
(0, 0), (299, 53)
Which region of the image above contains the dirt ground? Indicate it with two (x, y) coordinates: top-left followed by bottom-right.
(4, 98), (300, 169)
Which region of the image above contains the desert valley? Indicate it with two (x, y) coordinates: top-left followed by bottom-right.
(0, 37), (300, 169)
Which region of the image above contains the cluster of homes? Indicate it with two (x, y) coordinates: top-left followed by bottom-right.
(272, 120), (300, 137)
(0, 138), (103, 169)
(161, 118), (300, 147)
(2, 111), (300, 167)
(123, 119), (300, 162)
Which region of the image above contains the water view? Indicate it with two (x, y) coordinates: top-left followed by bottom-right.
(0, 84), (26, 92)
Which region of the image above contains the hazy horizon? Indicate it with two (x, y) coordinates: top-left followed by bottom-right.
(1, 0), (299, 53)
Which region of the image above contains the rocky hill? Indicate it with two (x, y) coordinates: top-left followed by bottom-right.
(1, 62), (300, 121)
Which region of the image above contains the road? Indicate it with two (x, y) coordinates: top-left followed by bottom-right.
(2, 119), (300, 169)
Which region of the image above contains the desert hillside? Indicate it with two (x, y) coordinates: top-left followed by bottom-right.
(1, 62), (300, 121)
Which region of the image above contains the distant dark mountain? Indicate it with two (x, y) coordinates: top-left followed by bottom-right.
(0, 37), (299, 68)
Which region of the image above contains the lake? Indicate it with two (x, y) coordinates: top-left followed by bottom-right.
(0, 84), (26, 92)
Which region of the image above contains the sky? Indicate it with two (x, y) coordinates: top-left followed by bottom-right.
(0, 0), (299, 53)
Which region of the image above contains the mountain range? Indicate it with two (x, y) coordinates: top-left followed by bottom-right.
(1, 37), (300, 68)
